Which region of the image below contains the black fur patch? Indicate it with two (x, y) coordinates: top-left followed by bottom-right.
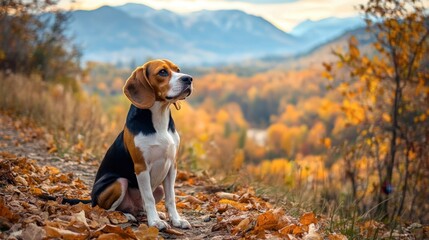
(168, 112), (176, 133)
(92, 103), (177, 207)
(126, 105), (156, 135)
(91, 131), (138, 206)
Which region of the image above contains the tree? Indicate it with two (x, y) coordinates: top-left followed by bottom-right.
(326, 0), (429, 222)
(0, 0), (80, 86)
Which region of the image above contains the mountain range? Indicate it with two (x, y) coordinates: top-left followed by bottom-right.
(67, 3), (364, 66)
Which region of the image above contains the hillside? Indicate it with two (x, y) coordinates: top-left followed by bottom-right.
(290, 17), (365, 50)
(217, 26), (373, 75)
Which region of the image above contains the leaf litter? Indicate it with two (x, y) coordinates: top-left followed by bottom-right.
(0, 150), (332, 240)
(2, 113), (426, 239)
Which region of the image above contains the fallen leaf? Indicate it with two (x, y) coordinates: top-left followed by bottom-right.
(216, 204), (228, 214)
(216, 192), (239, 200)
(164, 227), (185, 235)
(134, 223), (159, 240)
(68, 210), (90, 234)
(21, 223), (46, 240)
(30, 187), (44, 196)
(92, 224), (136, 239)
(45, 225), (88, 240)
(48, 146), (58, 154)
(186, 178), (196, 185)
(232, 218), (251, 235)
(219, 199), (247, 211)
(303, 223), (322, 240)
(176, 201), (192, 209)
(279, 224), (304, 236)
(255, 210), (279, 231)
(211, 220), (229, 232)
(0, 216), (13, 230)
(97, 233), (125, 240)
(359, 220), (384, 238)
(176, 171), (190, 181)
(185, 195), (204, 204)
(15, 175), (28, 186)
(229, 216), (247, 225)
(328, 233), (348, 240)
(0, 198), (19, 223)
(300, 212), (317, 225)
(293, 225), (305, 235)
(108, 211), (128, 224)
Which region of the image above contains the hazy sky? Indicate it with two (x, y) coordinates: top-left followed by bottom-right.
(59, 0), (371, 31)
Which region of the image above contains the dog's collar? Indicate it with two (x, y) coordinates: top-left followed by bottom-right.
(173, 102), (181, 111)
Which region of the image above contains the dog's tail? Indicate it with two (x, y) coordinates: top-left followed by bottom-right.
(38, 194), (91, 205)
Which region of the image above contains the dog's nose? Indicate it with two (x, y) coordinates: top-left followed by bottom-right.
(180, 75), (193, 85)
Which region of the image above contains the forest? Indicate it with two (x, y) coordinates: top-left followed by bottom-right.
(0, 0), (428, 239)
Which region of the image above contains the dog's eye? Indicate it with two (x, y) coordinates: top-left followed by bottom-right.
(177, 68), (181, 73)
(158, 69), (168, 77)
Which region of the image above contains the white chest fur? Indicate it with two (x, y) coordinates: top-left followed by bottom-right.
(134, 102), (180, 189)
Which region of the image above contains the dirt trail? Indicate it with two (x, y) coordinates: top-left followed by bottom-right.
(0, 114), (96, 186)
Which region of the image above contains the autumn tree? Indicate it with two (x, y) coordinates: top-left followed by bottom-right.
(326, 0), (429, 222)
(0, 0), (80, 87)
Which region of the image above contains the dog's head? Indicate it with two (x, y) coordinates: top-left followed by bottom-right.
(124, 59), (193, 109)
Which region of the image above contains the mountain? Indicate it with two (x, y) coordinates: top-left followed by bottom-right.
(70, 6), (169, 52)
(67, 3), (363, 66)
(67, 4), (300, 65)
(214, 26), (373, 76)
(290, 17), (365, 50)
(141, 9), (297, 54)
(115, 3), (155, 18)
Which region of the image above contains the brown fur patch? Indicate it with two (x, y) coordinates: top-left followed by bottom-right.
(144, 60), (180, 101)
(124, 127), (146, 174)
(123, 67), (156, 109)
(97, 181), (123, 209)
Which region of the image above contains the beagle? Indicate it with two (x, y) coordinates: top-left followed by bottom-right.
(91, 59), (193, 229)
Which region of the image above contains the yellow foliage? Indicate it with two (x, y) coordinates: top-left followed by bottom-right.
(247, 86), (258, 100)
(308, 122), (326, 147)
(216, 109), (229, 124)
(233, 149), (245, 170)
(323, 138), (332, 149)
(382, 112), (391, 123)
(279, 105), (303, 125)
(342, 99), (365, 125)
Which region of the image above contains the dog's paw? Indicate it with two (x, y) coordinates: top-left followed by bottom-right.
(124, 213), (137, 222)
(171, 218), (192, 229)
(149, 219), (170, 230)
(157, 211), (167, 220)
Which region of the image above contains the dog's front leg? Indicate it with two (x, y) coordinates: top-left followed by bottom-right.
(163, 165), (191, 229)
(136, 171), (170, 229)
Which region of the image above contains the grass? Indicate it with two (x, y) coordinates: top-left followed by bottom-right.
(223, 169), (396, 239)
(0, 73), (121, 158)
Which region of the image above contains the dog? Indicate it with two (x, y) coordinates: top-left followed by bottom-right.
(90, 59), (193, 229)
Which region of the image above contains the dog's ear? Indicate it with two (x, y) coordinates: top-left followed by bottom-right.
(123, 65), (155, 109)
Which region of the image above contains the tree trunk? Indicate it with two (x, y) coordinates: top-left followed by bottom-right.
(380, 74), (401, 218)
(397, 144), (410, 217)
